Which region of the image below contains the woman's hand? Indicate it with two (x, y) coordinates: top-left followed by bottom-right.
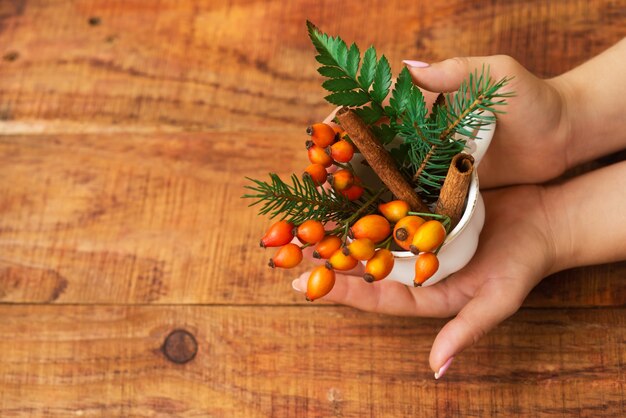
(404, 56), (570, 188)
(293, 160), (626, 378)
(404, 38), (626, 188)
(293, 184), (559, 377)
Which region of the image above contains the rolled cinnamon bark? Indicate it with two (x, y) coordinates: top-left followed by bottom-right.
(435, 153), (474, 228)
(335, 107), (430, 213)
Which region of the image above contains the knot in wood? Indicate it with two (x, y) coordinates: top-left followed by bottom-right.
(162, 329), (198, 364)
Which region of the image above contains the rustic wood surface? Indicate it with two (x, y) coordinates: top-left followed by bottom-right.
(0, 0), (624, 416)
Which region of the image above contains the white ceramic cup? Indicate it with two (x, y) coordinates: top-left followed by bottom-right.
(356, 117), (496, 287)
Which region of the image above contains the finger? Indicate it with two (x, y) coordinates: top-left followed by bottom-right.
(403, 55), (524, 93)
(292, 271), (470, 317)
(428, 275), (527, 377)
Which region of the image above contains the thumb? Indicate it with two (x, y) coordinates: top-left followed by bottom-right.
(403, 55), (523, 93)
(428, 276), (526, 379)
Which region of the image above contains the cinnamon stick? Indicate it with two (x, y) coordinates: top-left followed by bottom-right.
(335, 108), (430, 213)
(435, 153), (475, 228)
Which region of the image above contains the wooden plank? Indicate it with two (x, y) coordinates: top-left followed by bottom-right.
(1, 132), (624, 306)
(0, 0), (624, 133)
(0, 305), (623, 417)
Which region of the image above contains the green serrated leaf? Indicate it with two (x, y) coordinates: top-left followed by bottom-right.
(324, 91), (370, 106)
(357, 46), (376, 90)
(355, 104), (383, 124)
(317, 66), (346, 78)
(315, 54), (336, 66)
(334, 38), (348, 69)
(346, 43), (360, 78)
(308, 21), (339, 67)
(322, 77), (359, 92)
(370, 123), (397, 145)
(371, 55), (392, 103)
(389, 67), (413, 115)
(428, 93), (446, 124)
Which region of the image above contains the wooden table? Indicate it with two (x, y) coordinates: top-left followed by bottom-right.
(1, 1), (625, 416)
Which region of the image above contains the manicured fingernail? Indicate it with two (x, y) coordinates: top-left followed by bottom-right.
(402, 60), (430, 68)
(434, 357), (454, 379)
(292, 279), (303, 292)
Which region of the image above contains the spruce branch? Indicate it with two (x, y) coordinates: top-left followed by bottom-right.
(441, 67), (514, 140)
(243, 173), (361, 225)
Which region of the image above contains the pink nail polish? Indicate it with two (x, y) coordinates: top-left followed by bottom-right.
(434, 357), (454, 379)
(402, 60), (430, 68)
(292, 279), (303, 292)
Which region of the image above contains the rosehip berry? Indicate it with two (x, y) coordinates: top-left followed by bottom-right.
(303, 163), (328, 185)
(306, 265), (336, 301)
(363, 249), (395, 282)
(329, 169), (354, 191)
(350, 214), (391, 243)
(339, 184), (364, 201)
(329, 140), (355, 163)
(268, 243), (303, 269)
(410, 220), (446, 254)
(260, 220), (295, 248)
(331, 125), (344, 137)
(326, 249), (358, 271)
(296, 220), (325, 244)
(306, 123), (336, 148)
(312, 235), (342, 259)
(393, 215), (425, 251)
(413, 252), (439, 287)
(378, 200), (410, 223)
(342, 238), (375, 261)
(307, 142), (333, 168)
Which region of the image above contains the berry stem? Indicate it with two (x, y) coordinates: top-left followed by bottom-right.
(376, 234), (393, 250)
(408, 211), (452, 229)
(329, 187), (386, 237)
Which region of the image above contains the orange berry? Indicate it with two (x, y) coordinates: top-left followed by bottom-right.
(350, 214), (391, 243)
(313, 235), (342, 259)
(306, 123), (336, 148)
(413, 252), (439, 287)
(329, 140), (355, 163)
(306, 265), (336, 301)
(410, 220), (446, 254)
(378, 200), (410, 223)
(331, 125), (344, 136)
(260, 220), (294, 248)
(393, 216), (425, 250)
(339, 184), (364, 201)
(329, 169), (354, 191)
(304, 163), (328, 185)
(342, 238), (375, 261)
(296, 220), (325, 244)
(307, 142), (333, 168)
(326, 249), (358, 271)
(363, 249), (395, 282)
(268, 243), (303, 269)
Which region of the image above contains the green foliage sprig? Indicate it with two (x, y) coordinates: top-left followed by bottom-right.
(307, 21), (513, 201)
(242, 23), (514, 226)
(243, 173), (367, 225)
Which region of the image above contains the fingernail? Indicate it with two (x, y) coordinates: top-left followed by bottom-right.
(292, 279), (303, 292)
(434, 357), (454, 379)
(402, 60), (430, 68)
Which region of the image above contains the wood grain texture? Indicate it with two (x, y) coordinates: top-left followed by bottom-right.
(0, 305), (624, 417)
(1, 131), (624, 305)
(0, 0), (624, 133)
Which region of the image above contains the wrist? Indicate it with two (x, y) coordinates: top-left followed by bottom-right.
(546, 74), (577, 171)
(539, 184), (574, 275)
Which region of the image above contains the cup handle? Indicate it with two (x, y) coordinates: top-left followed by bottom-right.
(464, 111), (496, 166)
